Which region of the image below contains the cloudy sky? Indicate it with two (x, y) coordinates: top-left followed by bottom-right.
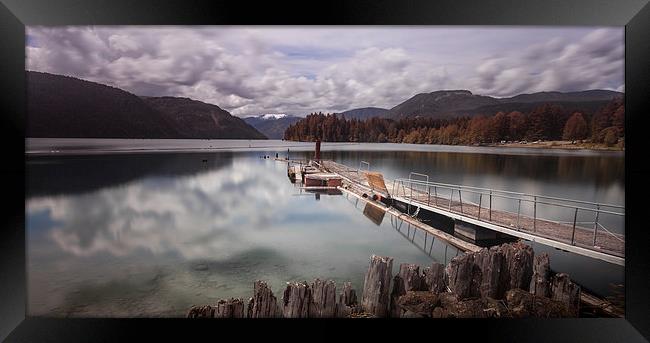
(26, 26), (624, 117)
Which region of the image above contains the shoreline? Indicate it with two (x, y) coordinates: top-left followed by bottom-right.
(485, 140), (624, 152)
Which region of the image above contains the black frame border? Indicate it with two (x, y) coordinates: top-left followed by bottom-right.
(1, 0), (649, 341)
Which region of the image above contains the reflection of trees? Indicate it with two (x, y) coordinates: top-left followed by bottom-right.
(324, 150), (623, 188)
(27, 152), (234, 198)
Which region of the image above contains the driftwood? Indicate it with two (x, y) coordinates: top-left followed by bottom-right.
(423, 262), (446, 293)
(529, 253), (551, 297)
(248, 281), (282, 318)
(390, 263), (424, 317)
(361, 255), (393, 317)
(445, 253), (482, 299)
(310, 279), (337, 318)
(336, 282), (359, 318)
(550, 273), (581, 316)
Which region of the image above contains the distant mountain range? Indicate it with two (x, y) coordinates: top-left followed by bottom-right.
(26, 70), (623, 139)
(26, 71), (266, 139)
(243, 114), (302, 139)
(338, 107), (389, 120)
(386, 89), (622, 119)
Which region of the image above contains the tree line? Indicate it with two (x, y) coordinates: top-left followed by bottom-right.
(284, 98), (624, 147)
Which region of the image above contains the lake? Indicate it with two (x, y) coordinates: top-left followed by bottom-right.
(25, 139), (624, 317)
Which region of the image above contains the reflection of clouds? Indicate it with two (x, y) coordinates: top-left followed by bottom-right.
(27, 159), (291, 260)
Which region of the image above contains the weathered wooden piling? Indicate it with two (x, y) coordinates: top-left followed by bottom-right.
(550, 273), (581, 316)
(529, 253), (551, 297)
(248, 280), (282, 318)
(390, 263), (424, 317)
(361, 255), (393, 317)
(310, 279), (337, 318)
(214, 298), (246, 318)
(499, 242), (534, 291)
(186, 305), (214, 318)
(282, 281), (311, 318)
(422, 262), (446, 293)
(336, 282), (359, 318)
(445, 253), (482, 299)
(473, 246), (506, 299)
(187, 242), (600, 319)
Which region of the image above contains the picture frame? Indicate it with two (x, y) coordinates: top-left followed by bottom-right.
(1, 0), (648, 341)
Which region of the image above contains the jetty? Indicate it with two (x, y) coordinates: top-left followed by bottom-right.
(314, 159), (624, 267)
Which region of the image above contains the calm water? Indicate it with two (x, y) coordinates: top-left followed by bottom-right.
(26, 139), (624, 317)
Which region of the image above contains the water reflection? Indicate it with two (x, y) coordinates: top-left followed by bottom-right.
(323, 150), (624, 190)
(26, 147), (624, 316)
(27, 152), (234, 197)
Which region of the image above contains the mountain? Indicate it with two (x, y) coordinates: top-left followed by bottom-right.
(244, 114), (302, 139)
(26, 71), (266, 139)
(27, 71), (180, 138)
(142, 97), (266, 139)
(387, 89), (622, 119)
(338, 107), (389, 120)
(503, 90), (622, 104)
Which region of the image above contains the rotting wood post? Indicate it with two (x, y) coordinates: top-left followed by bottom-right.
(445, 253), (481, 299)
(529, 253), (550, 298)
(310, 279), (337, 318)
(390, 263), (424, 318)
(214, 298), (246, 318)
(336, 282), (359, 317)
(423, 262), (446, 293)
(550, 273), (581, 316)
(473, 246), (506, 299)
(282, 281), (311, 318)
(361, 255), (393, 318)
(499, 242), (534, 291)
(478, 193), (482, 220)
(248, 280), (282, 318)
(186, 305), (214, 318)
(459, 189), (463, 213)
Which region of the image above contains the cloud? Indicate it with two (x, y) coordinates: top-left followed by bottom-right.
(26, 26), (624, 116)
(26, 159), (294, 259)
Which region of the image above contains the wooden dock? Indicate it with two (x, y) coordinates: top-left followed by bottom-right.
(319, 160), (624, 266)
(326, 164), (623, 317)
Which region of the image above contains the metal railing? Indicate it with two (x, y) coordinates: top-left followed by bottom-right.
(391, 177), (625, 255)
(357, 161), (370, 176)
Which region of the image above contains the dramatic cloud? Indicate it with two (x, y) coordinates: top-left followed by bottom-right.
(26, 26), (624, 117)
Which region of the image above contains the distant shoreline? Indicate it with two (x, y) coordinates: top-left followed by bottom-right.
(486, 140), (624, 151)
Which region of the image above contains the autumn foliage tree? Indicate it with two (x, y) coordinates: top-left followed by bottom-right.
(562, 112), (589, 141)
(284, 98), (624, 147)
